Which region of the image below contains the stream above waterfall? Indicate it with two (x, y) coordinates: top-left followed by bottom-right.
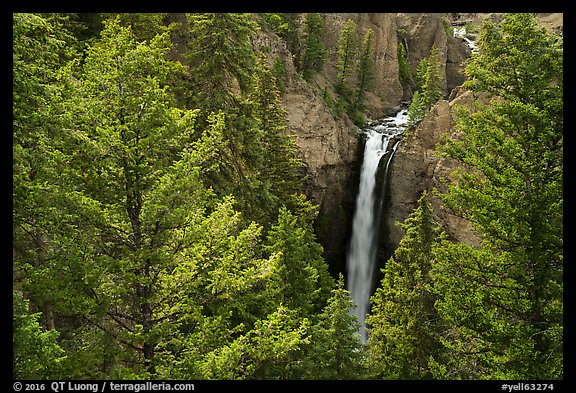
(346, 108), (408, 344)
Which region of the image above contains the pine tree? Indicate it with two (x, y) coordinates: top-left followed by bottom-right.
(13, 13), (80, 333)
(14, 14), (353, 379)
(265, 206), (334, 317)
(366, 191), (446, 379)
(352, 28), (375, 115)
(406, 44), (443, 130)
(336, 19), (358, 88)
(193, 306), (309, 379)
(406, 90), (427, 129)
(243, 54), (305, 225)
(301, 13), (327, 81)
(16, 17), (233, 377)
(48, 18), (211, 376)
(13, 292), (66, 379)
(414, 56), (428, 91)
(433, 13), (563, 379)
(301, 274), (366, 379)
(184, 13), (257, 115)
(421, 44), (443, 109)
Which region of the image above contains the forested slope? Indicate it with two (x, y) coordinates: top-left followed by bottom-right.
(13, 12), (562, 381)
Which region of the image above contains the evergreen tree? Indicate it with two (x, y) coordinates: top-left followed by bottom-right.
(192, 306), (309, 379)
(301, 13), (327, 81)
(13, 11), (336, 381)
(243, 54), (305, 225)
(433, 13), (563, 379)
(265, 206), (334, 317)
(271, 55), (287, 94)
(336, 19), (358, 88)
(406, 44), (443, 129)
(352, 28), (375, 115)
(259, 13), (300, 65)
(106, 13), (170, 42)
(184, 13), (257, 117)
(43, 18), (212, 376)
(406, 90), (427, 129)
(149, 195), (307, 379)
(366, 191), (446, 379)
(414, 56), (428, 91)
(13, 12), (83, 334)
(301, 274), (366, 379)
(421, 44), (443, 109)
(15, 10), (563, 382)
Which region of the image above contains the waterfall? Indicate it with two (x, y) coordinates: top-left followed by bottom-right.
(453, 25), (478, 53)
(377, 139), (401, 222)
(347, 109), (407, 344)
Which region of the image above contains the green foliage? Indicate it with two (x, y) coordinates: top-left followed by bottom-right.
(442, 18), (453, 36)
(352, 28), (375, 115)
(265, 206), (334, 317)
(406, 90), (427, 130)
(434, 13), (563, 379)
(195, 307), (309, 379)
(301, 13), (327, 81)
(216, 53), (306, 227)
(463, 13), (562, 107)
(322, 86), (343, 119)
(271, 55), (287, 94)
(184, 13), (257, 115)
(104, 13), (170, 42)
(13, 13), (342, 380)
(248, 54), (304, 197)
(370, 15), (564, 376)
(367, 191), (446, 379)
(13, 11), (562, 382)
(407, 44), (443, 128)
(259, 13), (300, 59)
(421, 44), (443, 109)
(414, 56), (429, 90)
(13, 292), (66, 379)
(332, 25), (375, 127)
(397, 40), (412, 86)
(336, 19), (358, 87)
(179, 15), (304, 228)
(430, 241), (561, 379)
(300, 274), (366, 379)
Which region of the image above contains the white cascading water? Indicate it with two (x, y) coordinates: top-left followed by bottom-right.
(453, 25), (478, 53)
(347, 109), (408, 344)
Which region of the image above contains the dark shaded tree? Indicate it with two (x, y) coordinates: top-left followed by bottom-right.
(367, 191), (446, 379)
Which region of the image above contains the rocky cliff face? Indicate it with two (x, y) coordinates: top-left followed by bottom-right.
(381, 88), (483, 262)
(321, 13), (404, 117)
(283, 71), (360, 273)
(396, 13), (469, 98)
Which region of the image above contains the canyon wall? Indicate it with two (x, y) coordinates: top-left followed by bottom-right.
(255, 13), (472, 273)
(257, 12), (561, 274)
(381, 88), (484, 263)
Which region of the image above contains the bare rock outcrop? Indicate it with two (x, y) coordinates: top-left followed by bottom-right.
(381, 88), (482, 261)
(396, 13), (469, 97)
